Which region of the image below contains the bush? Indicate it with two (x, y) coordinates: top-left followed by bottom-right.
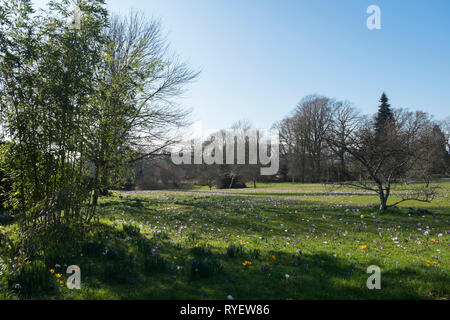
(216, 174), (246, 189)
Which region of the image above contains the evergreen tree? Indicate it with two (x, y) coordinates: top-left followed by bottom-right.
(375, 92), (394, 134)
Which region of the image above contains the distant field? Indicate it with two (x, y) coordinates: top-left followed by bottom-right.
(2, 182), (448, 299)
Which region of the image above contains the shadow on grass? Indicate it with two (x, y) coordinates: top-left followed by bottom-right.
(15, 222), (444, 300)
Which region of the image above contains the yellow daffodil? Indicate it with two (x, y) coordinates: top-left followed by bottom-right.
(25, 260), (31, 265)
(50, 269), (55, 274)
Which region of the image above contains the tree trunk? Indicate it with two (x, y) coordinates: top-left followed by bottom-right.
(379, 195), (387, 211)
(339, 151), (346, 181)
(378, 185), (388, 210)
(229, 176), (235, 189)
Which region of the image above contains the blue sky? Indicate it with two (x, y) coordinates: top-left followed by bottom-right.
(32, 0), (450, 132)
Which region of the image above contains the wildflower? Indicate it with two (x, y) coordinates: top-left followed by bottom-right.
(285, 274), (290, 279)
(173, 256), (177, 260)
(430, 238), (435, 244)
(55, 273), (62, 278)
(360, 245), (367, 250)
(239, 241), (246, 246)
(17, 263), (22, 267)
(25, 260), (31, 265)
(59, 280), (64, 286)
(227, 295), (234, 300)
(50, 269), (55, 274)
(360, 215), (364, 219)
(433, 261), (438, 265)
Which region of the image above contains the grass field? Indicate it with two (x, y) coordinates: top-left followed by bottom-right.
(1, 182), (449, 299)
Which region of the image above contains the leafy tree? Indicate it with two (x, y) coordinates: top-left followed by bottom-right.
(0, 0), (108, 248)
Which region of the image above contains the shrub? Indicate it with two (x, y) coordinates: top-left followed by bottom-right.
(216, 174), (246, 189)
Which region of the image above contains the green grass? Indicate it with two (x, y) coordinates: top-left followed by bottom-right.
(1, 182), (449, 300)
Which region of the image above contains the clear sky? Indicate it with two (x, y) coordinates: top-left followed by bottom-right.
(31, 0), (450, 133)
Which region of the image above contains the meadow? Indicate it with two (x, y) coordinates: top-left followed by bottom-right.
(0, 182), (448, 300)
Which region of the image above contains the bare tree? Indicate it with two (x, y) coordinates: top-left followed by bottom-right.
(277, 95), (333, 182)
(328, 109), (439, 210)
(88, 12), (199, 204)
(327, 101), (360, 181)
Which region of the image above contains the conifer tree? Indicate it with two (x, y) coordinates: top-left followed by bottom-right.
(375, 92), (394, 134)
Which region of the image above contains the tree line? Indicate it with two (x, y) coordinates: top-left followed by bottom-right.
(131, 93), (449, 211)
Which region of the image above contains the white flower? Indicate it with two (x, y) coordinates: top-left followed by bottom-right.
(227, 295), (234, 300)
(285, 274), (290, 279)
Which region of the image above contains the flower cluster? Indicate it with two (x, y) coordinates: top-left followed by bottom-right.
(242, 260), (253, 267)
